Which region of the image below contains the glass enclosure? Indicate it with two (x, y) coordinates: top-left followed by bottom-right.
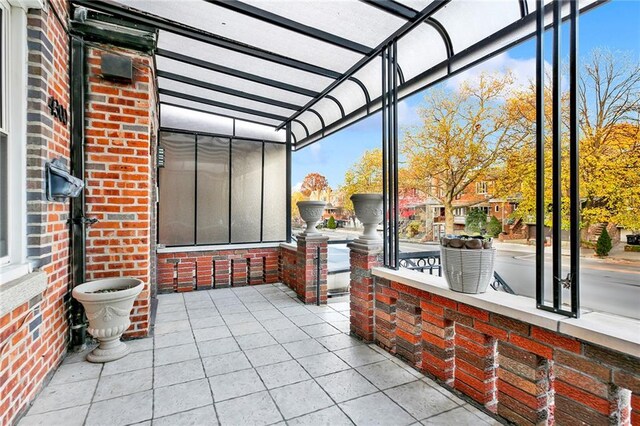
(158, 131), (287, 246)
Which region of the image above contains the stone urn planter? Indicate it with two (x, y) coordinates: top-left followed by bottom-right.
(350, 193), (383, 242)
(297, 200), (327, 235)
(72, 278), (144, 362)
(440, 236), (495, 294)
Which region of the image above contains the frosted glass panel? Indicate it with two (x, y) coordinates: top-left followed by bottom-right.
(159, 132), (195, 245)
(231, 140), (263, 243)
(197, 137), (230, 244)
(262, 143), (287, 241)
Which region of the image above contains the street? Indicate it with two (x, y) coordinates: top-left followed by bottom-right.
(399, 242), (640, 320)
(327, 239), (640, 320)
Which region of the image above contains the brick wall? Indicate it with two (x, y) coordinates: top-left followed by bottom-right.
(371, 276), (639, 426)
(0, 1), (72, 425)
(157, 247), (280, 293)
(280, 244), (297, 293)
(84, 46), (157, 338)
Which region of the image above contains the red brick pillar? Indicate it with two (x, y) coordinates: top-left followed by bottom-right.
(196, 256), (213, 290)
(395, 291), (423, 369)
(348, 241), (382, 342)
(374, 277), (397, 353)
(84, 47), (156, 337)
(296, 235), (328, 304)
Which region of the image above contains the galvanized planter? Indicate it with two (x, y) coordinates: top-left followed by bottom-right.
(440, 246), (496, 294)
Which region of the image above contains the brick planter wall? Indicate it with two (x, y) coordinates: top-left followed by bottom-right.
(0, 2), (71, 424)
(369, 276), (639, 426)
(157, 247), (280, 293)
(84, 46), (157, 338)
(280, 244), (297, 293)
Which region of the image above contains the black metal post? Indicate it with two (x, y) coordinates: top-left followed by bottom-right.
(535, 0), (545, 308)
(316, 246), (321, 306)
(381, 49), (389, 266)
(392, 40), (400, 270)
(286, 123), (292, 243)
(551, 0), (562, 311)
(69, 36), (87, 350)
(569, 0), (580, 317)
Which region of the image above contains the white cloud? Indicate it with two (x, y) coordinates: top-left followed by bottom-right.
(398, 100), (421, 127)
(293, 181), (303, 192)
(445, 52), (551, 93)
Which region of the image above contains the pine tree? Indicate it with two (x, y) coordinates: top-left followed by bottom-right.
(327, 215), (337, 229)
(595, 227), (613, 256)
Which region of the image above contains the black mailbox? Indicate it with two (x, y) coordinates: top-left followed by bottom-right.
(46, 158), (84, 202)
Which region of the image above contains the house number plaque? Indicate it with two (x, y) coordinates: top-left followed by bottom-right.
(48, 97), (68, 125)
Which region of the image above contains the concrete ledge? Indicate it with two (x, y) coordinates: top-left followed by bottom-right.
(0, 270), (47, 317)
(279, 242), (296, 251)
(157, 242), (282, 253)
(371, 266), (640, 357)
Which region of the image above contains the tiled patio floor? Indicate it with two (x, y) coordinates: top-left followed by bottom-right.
(20, 284), (501, 426)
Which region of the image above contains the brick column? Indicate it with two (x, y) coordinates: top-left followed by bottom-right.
(421, 295), (455, 385)
(374, 277), (397, 353)
(296, 235), (328, 304)
(348, 240), (382, 342)
(395, 291), (423, 368)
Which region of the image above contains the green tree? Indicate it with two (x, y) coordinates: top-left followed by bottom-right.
(487, 216), (502, 237)
(466, 208), (488, 234)
(327, 215), (337, 229)
(402, 72), (526, 234)
(340, 149), (383, 212)
(595, 228), (613, 256)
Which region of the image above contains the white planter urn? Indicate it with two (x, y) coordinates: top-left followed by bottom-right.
(72, 278), (144, 363)
(351, 193), (384, 244)
(297, 200), (327, 235)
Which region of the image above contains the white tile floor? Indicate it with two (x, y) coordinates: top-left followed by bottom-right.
(19, 283), (503, 426)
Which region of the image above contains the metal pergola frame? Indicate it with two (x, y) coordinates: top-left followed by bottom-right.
(69, 0), (606, 317)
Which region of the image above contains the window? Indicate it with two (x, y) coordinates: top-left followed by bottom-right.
(453, 207), (466, 216)
(495, 205), (500, 212)
(0, 0), (30, 283)
(158, 131), (287, 246)
(476, 181), (488, 194)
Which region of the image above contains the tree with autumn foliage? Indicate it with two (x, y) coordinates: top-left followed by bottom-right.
(497, 50), (640, 234)
(300, 172), (330, 201)
(401, 72), (527, 234)
(340, 148), (383, 212)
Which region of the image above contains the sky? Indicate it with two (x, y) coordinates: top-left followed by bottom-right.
(291, 0), (640, 191)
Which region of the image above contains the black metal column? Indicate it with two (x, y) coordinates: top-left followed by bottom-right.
(535, 0), (545, 309)
(536, 0), (580, 318)
(286, 123), (292, 243)
(551, 0), (562, 312)
(381, 42), (400, 269)
(569, 0), (580, 316)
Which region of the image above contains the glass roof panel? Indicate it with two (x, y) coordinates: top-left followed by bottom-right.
(432, 1), (521, 54)
(242, 0), (406, 48)
(291, 121), (307, 142)
(158, 77), (294, 119)
(351, 58), (382, 104)
(160, 94), (281, 128)
(158, 31), (333, 93)
(327, 80), (366, 116)
(235, 121), (286, 143)
(118, 0), (363, 73)
(160, 104), (233, 135)
(296, 110), (323, 136)
(156, 56), (312, 107)
(312, 97), (342, 129)
(397, 23), (448, 81)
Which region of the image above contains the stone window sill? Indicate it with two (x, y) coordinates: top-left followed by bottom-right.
(0, 270), (47, 317)
(371, 267), (640, 357)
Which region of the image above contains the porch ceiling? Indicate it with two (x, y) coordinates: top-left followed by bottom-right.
(72, 0), (603, 149)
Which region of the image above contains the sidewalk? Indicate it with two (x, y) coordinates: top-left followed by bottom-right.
(493, 240), (640, 264)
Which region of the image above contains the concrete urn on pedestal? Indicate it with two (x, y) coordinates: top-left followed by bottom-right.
(72, 278), (144, 362)
(350, 193), (384, 248)
(297, 200), (327, 236)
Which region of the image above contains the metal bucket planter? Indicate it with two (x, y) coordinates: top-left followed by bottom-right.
(440, 241), (496, 294)
(72, 278), (144, 362)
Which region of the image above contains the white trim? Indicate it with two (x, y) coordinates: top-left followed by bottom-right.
(157, 242), (282, 254)
(6, 0), (44, 10)
(0, 4), (28, 282)
(371, 267), (640, 357)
